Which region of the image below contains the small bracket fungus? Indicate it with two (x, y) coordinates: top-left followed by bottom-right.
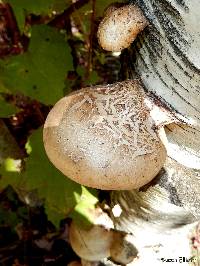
(69, 221), (113, 261)
(110, 232), (138, 264)
(69, 208), (114, 261)
(97, 4), (148, 52)
(69, 208), (138, 263)
(43, 80), (171, 190)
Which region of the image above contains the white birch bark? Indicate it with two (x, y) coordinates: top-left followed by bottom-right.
(110, 1), (200, 265)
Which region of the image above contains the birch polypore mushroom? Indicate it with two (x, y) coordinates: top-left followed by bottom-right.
(110, 232), (138, 264)
(69, 222), (113, 261)
(69, 208), (114, 261)
(69, 207), (138, 263)
(70, 222), (138, 263)
(97, 4), (148, 52)
(43, 80), (170, 190)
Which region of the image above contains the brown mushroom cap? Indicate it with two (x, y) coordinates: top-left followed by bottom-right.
(110, 232), (138, 264)
(69, 217), (138, 263)
(69, 221), (113, 261)
(97, 4), (148, 52)
(43, 80), (166, 190)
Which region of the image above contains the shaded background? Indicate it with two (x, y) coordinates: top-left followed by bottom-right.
(0, 0), (125, 264)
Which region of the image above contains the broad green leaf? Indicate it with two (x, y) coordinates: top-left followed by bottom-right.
(0, 166), (23, 190)
(5, 0), (69, 32)
(0, 25), (73, 105)
(0, 127), (98, 227)
(4, 158), (21, 172)
(21, 127), (81, 225)
(69, 202), (95, 228)
(0, 96), (18, 117)
(81, 186), (98, 205)
(0, 80), (8, 93)
(69, 186), (98, 228)
(77, 66), (101, 86)
(25, 140), (32, 155)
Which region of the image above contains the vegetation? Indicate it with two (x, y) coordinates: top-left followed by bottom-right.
(0, 0), (122, 264)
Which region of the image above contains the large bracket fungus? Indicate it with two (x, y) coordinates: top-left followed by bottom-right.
(43, 80), (174, 190)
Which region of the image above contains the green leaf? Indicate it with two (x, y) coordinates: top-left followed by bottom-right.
(0, 96), (18, 117)
(5, 0), (68, 32)
(4, 158), (21, 172)
(22, 128), (82, 226)
(81, 186), (98, 206)
(0, 167), (23, 192)
(77, 66), (101, 86)
(69, 186), (98, 228)
(0, 127), (98, 227)
(0, 25), (73, 105)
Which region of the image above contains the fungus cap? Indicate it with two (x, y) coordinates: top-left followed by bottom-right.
(97, 4), (148, 52)
(69, 208), (138, 263)
(43, 80), (166, 190)
(110, 232), (138, 264)
(69, 209), (114, 261)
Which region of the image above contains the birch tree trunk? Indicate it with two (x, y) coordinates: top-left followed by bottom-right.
(110, 0), (200, 265)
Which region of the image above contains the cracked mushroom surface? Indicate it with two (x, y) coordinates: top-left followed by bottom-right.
(97, 4), (148, 52)
(43, 80), (167, 190)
